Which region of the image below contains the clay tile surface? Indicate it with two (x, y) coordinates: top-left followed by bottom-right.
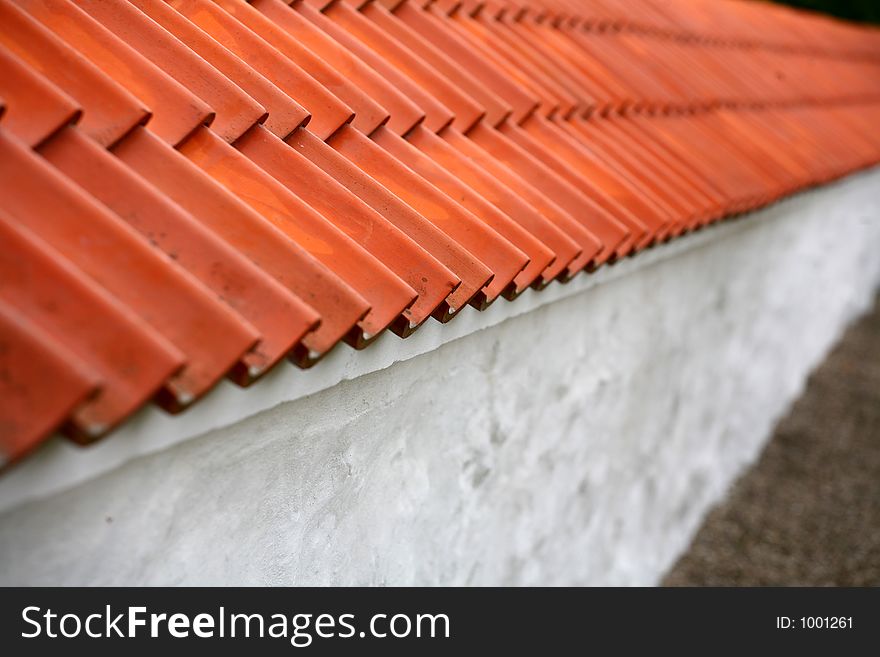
(14, 0), (216, 146)
(0, 0), (879, 464)
(0, 213), (185, 440)
(0, 44), (82, 147)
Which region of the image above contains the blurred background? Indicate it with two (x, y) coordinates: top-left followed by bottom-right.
(774, 0), (880, 23)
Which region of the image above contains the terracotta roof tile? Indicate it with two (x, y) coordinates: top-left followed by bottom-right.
(0, 299), (102, 463)
(0, 214), (184, 442)
(16, 0), (215, 146)
(405, 123), (582, 283)
(298, 1), (454, 133)
(0, 0), (879, 464)
(371, 124), (554, 294)
(215, 0), (390, 136)
(38, 125), (319, 384)
(170, 0), (354, 140)
(79, 0), (267, 144)
(112, 125), (371, 364)
(235, 123), (458, 328)
(328, 122), (530, 307)
(255, 0), (425, 136)
(0, 128), (263, 409)
(0, 0), (149, 146)
(130, 0), (303, 139)
(178, 124), (416, 344)
(324, 1), (486, 131)
(284, 125), (492, 323)
(0, 45), (81, 148)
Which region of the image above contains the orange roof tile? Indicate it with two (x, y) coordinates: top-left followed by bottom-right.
(1, 0), (879, 464)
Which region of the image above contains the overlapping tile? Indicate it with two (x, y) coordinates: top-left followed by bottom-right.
(0, 0), (878, 464)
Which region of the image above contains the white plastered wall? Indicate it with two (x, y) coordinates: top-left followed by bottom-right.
(0, 168), (878, 585)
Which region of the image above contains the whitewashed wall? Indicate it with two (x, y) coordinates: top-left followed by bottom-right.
(1, 168), (879, 585)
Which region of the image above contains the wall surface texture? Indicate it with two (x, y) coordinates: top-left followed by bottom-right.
(1, 169), (879, 586)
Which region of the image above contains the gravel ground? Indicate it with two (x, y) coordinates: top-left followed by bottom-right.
(664, 294), (880, 586)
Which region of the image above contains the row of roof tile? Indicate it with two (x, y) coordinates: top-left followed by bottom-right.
(1, 0), (879, 465)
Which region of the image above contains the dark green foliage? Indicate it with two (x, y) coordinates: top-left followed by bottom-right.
(773, 0), (880, 24)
